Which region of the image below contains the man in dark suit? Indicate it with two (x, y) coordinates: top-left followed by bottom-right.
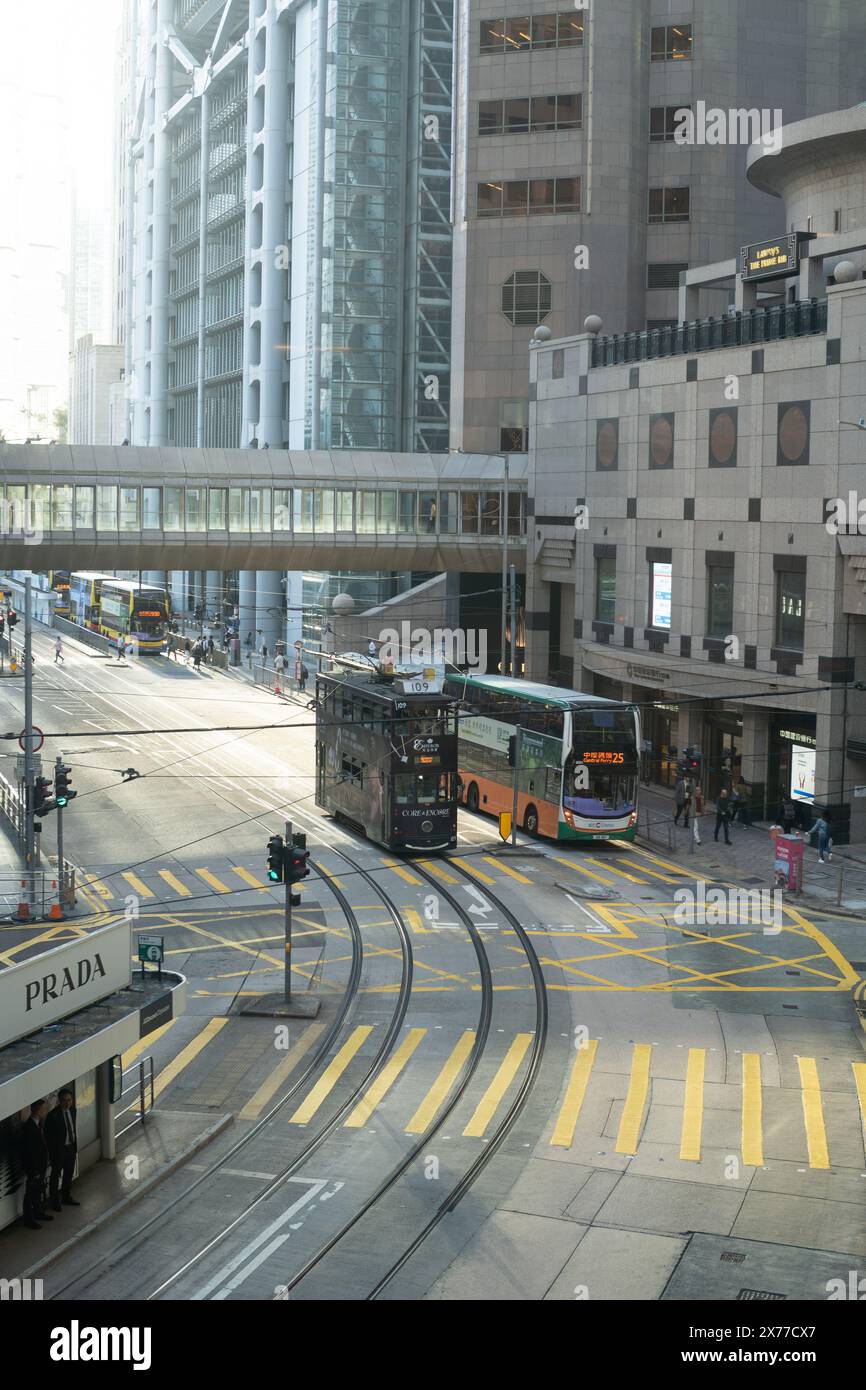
(20, 1098), (52, 1230)
(45, 1089), (79, 1211)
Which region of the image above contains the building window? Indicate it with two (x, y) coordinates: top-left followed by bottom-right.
(650, 106), (691, 142)
(650, 24), (693, 60)
(776, 569), (806, 651)
(595, 557), (616, 622)
(707, 562), (734, 637)
(646, 319), (677, 331)
(647, 262), (688, 290)
(552, 349), (565, 379)
(709, 407), (737, 468)
(501, 271), (552, 326)
(648, 187), (690, 223)
(777, 401), (810, 466)
(478, 94), (583, 136)
(596, 419), (619, 471)
(477, 177), (580, 217)
(649, 412), (675, 469)
(480, 13), (583, 54)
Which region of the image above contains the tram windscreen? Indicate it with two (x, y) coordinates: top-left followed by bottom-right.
(393, 772), (453, 805)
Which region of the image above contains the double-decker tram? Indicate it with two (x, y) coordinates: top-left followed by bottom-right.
(68, 571), (114, 631)
(444, 674), (640, 842)
(99, 579), (170, 653)
(316, 665), (458, 852)
(47, 570), (71, 617)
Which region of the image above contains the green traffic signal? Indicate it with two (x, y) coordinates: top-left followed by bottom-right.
(267, 833), (285, 883)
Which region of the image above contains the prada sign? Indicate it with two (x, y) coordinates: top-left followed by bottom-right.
(1, 921), (132, 1049)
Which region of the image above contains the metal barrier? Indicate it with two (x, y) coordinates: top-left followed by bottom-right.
(52, 615), (115, 656)
(113, 1056), (155, 1140)
(0, 870), (49, 922)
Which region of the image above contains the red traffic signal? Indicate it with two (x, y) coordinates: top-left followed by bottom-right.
(287, 831), (310, 884)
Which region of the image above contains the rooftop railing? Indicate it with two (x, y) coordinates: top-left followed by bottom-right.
(590, 298), (828, 368)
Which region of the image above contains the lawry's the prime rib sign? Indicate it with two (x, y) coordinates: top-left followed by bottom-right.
(1, 921), (132, 1048)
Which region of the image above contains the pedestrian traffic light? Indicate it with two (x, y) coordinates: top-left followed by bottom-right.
(7, 610), (17, 628)
(33, 776), (56, 818)
(507, 735), (517, 767)
(267, 833), (285, 882)
(287, 831), (310, 884)
(54, 763), (76, 807)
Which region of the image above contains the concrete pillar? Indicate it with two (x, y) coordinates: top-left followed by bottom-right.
(205, 570), (223, 615)
(255, 570), (283, 653)
(169, 570), (187, 614)
(149, 0), (174, 445)
(678, 282), (700, 323)
(734, 276), (758, 312)
(238, 570), (257, 646)
(524, 575), (549, 683)
(741, 707), (770, 818)
(191, 570), (204, 612)
(98, 1060), (116, 1161)
(676, 704), (704, 762)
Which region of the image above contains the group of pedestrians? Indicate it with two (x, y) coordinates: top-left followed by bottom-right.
(672, 777), (745, 846)
(19, 1091), (79, 1231)
(166, 632), (215, 668)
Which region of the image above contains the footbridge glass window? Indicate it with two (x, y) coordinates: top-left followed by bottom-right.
(164, 487), (183, 530)
(419, 491), (437, 532)
(119, 487), (139, 531)
(142, 488), (161, 530)
(228, 487), (250, 531)
(461, 492), (480, 534)
(32, 484), (50, 525)
(293, 489), (314, 533)
(208, 488), (227, 529)
(358, 491), (376, 534)
(52, 485), (73, 529)
(378, 491), (397, 533)
(249, 488), (270, 531)
(274, 489), (291, 530)
(97, 486), (117, 530)
(439, 490), (458, 533)
(75, 486), (94, 528)
(186, 487), (205, 530)
(481, 491), (502, 536)
(337, 491), (353, 530)
(398, 492), (415, 532)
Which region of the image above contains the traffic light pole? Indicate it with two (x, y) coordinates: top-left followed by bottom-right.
(510, 726), (522, 847)
(56, 755), (65, 902)
(284, 817), (293, 1001)
(23, 577), (36, 912)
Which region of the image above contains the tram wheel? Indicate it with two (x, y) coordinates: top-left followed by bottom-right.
(524, 805), (539, 836)
(467, 782), (480, 812)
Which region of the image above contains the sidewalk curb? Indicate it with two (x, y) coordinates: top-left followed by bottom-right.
(16, 1111), (233, 1280)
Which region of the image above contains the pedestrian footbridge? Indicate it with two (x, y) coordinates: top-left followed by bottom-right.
(0, 447), (528, 572)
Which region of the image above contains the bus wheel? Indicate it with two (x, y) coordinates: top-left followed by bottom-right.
(467, 782), (480, 812)
(524, 805), (539, 836)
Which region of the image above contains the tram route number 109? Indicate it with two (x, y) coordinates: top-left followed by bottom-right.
(404, 678), (435, 694)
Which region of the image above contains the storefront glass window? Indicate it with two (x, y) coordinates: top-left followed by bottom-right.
(707, 563), (734, 637)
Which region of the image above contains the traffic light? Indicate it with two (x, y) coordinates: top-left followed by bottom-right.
(7, 610), (17, 629)
(507, 735), (517, 768)
(54, 763), (76, 807)
(286, 831), (310, 884)
(33, 776), (56, 818)
(267, 833), (285, 882)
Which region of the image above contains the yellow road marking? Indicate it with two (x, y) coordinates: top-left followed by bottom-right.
(289, 1026), (373, 1124)
(196, 867), (233, 894)
(551, 854), (616, 886)
(615, 1043), (652, 1154)
(405, 1030), (476, 1134)
(482, 856), (531, 884)
(121, 1020), (176, 1068)
(404, 907), (430, 935)
(616, 857), (680, 884)
(451, 856), (496, 885)
(626, 843), (704, 878)
(158, 869), (191, 897)
(318, 864), (345, 890)
(122, 871), (155, 899)
(237, 1023), (326, 1121)
(551, 1039), (598, 1147)
(380, 859), (423, 886)
(418, 858), (460, 884)
(680, 1048), (705, 1161)
(798, 1056), (830, 1170)
(463, 1033), (533, 1138)
(84, 872), (114, 900)
(233, 865), (268, 891)
(344, 1028), (427, 1128)
(585, 857), (649, 885)
(742, 1053), (764, 1166)
(153, 1018), (229, 1099)
(853, 1063), (866, 1145)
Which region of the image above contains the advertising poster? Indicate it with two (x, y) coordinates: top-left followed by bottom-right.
(790, 743), (815, 803)
(652, 562), (672, 630)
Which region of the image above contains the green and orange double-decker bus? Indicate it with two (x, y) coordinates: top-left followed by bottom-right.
(444, 673), (640, 841)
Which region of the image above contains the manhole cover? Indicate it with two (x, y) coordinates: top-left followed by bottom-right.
(720, 1252), (746, 1264)
(737, 1289), (786, 1300)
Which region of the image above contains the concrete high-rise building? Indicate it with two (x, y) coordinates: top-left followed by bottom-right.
(68, 336), (126, 445)
(450, 1), (866, 454)
(120, 0), (453, 453)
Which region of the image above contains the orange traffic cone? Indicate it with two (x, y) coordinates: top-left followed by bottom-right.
(15, 880), (30, 921)
(48, 882), (65, 920)
(274, 681), (281, 696)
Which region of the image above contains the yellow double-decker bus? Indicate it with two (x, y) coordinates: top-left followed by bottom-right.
(69, 572), (114, 631)
(99, 580), (170, 653)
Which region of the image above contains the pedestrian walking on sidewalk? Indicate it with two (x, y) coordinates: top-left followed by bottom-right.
(53, 636), (64, 664)
(207, 636), (215, 664)
(299, 662), (309, 694)
(673, 775), (691, 827)
(714, 788), (732, 845)
(692, 784), (703, 845)
(805, 811), (833, 863)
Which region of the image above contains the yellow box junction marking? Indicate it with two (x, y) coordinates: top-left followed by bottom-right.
(232, 865), (268, 891)
(153, 1018), (228, 1099)
(482, 856), (532, 884)
(344, 1028), (428, 1128)
(615, 1043), (652, 1154)
(417, 858), (459, 885)
(797, 1056), (830, 1170)
(405, 1030), (475, 1134)
(551, 1039), (599, 1147)
(121, 871), (155, 899)
(196, 867), (233, 894)
(463, 1033), (533, 1138)
(680, 1048), (706, 1161)
(450, 856), (496, 885)
(238, 1022), (326, 1121)
(380, 859), (423, 886)
(158, 869), (191, 897)
(742, 1053), (764, 1166)
(289, 1026), (373, 1124)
